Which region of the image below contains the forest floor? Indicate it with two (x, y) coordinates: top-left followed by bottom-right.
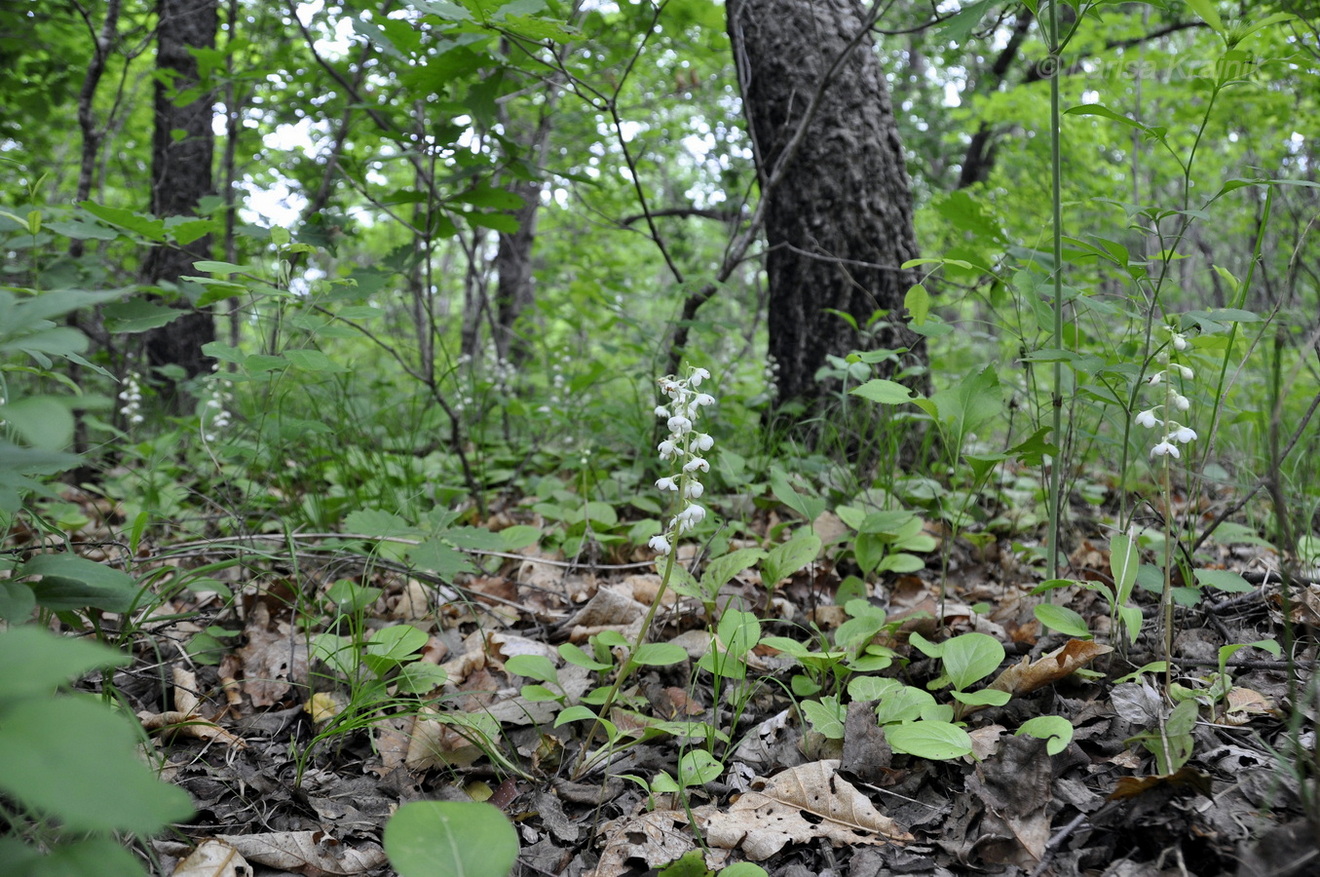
(61, 491), (1320, 877)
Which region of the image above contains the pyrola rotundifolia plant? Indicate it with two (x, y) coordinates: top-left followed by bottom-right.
(574, 365), (716, 776)
(649, 366), (716, 556)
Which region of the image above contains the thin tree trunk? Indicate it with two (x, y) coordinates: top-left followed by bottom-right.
(142, 0), (218, 392)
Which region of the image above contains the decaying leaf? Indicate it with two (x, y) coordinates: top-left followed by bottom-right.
(138, 667), (247, 749)
(1108, 765), (1213, 800)
(171, 838), (249, 877)
(1219, 686), (1279, 725)
(236, 602), (308, 707)
(216, 831), (386, 875)
(590, 807), (712, 877)
(693, 759), (912, 860)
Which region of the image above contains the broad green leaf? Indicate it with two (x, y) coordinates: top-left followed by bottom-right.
(1193, 568), (1253, 593)
(243, 353), (287, 372)
(676, 748), (723, 785)
(849, 378), (913, 405)
(1218, 639), (1281, 676)
(717, 608), (761, 657)
(884, 720), (973, 760)
(285, 348), (338, 371)
(907, 631), (943, 659)
(498, 525), (541, 551)
(800, 696), (846, 739)
(1034, 604), (1092, 639)
(0, 326), (89, 358)
(192, 260), (250, 274)
(847, 675), (900, 702)
(1065, 104), (1151, 133)
(396, 663), (449, 694)
(1110, 529), (1140, 604)
(79, 202), (166, 241)
(409, 539), (476, 581)
(700, 547), (767, 591)
(1184, 0), (1224, 33)
(0, 397), (73, 450)
(941, 633), (1005, 691)
(633, 642), (687, 666)
(761, 531), (822, 586)
(558, 642), (611, 672)
(905, 283), (930, 325)
(0, 697), (193, 834)
(200, 341), (245, 363)
(0, 626), (128, 700)
(367, 624), (428, 661)
(0, 580), (36, 623)
(505, 654), (559, 683)
(554, 705), (602, 727)
(19, 553), (139, 613)
(102, 299), (184, 333)
(385, 801), (518, 877)
(874, 685), (935, 725)
(951, 689), (1011, 707)
(345, 509), (414, 538)
(768, 468), (826, 522)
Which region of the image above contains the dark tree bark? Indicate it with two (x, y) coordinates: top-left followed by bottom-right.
(142, 0), (218, 386)
(492, 175), (542, 366)
(727, 0), (923, 407)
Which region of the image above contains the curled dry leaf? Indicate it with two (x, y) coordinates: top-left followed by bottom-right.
(692, 759), (912, 860)
(139, 667), (247, 749)
(985, 638), (1112, 700)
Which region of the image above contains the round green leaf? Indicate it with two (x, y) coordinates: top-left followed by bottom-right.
(385, 801), (519, 877)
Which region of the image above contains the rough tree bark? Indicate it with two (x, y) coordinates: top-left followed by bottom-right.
(142, 0), (218, 387)
(727, 0), (923, 407)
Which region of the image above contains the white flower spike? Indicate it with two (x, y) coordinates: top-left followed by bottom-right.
(1138, 323), (1197, 464)
(650, 365), (716, 556)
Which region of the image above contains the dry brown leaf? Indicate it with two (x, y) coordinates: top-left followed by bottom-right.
(693, 759), (912, 860)
(171, 839), (249, 877)
(566, 585), (646, 641)
(139, 709), (248, 749)
(405, 706), (497, 769)
(590, 807), (706, 877)
(236, 602), (307, 707)
(139, 667), (246, 749)
(988, 639), (1112, 698)
(1219, 686), (1279, 725)
(216, 831), (386, 875)
(1108, 765), (1213, 800)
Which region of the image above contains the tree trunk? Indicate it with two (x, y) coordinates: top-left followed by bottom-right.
(727, 0), (923, 407)
(492, 176), (542, 366)
(142, 0), (217, 388)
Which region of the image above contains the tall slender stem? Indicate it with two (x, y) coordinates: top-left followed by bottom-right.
(1046, 0), (1066, 582)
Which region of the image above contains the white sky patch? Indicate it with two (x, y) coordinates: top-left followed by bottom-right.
(241, 176), (306, 227)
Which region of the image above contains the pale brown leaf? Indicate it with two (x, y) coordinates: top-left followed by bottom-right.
(693, 759), (912, 860)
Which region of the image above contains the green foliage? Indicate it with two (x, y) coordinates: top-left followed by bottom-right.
(0, 626), (193, 870)
(384, 801), (519, 877)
